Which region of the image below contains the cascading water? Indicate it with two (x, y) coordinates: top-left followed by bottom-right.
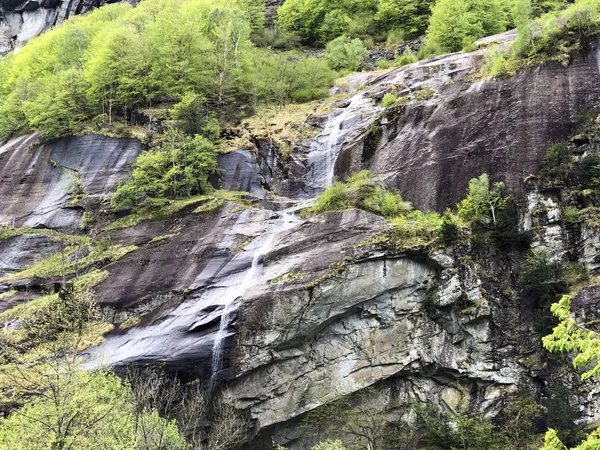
(86, 90), (378, 385)
(304, 92), (376, 195)
(209, 210), (298, 387)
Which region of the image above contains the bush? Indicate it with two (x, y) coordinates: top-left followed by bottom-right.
(382, 93), (398, 107)
(518, 249), (567, 333)
(324, 36), (369, 72)
(312, 440), (346, 450)
(394, 48), (418, 66)
(375, 59), (391, 69)
(416, 87), (435, 100)
(112, 128), (217, 208)
(539, 143), (572, 186)
(376, 0), (436, 38)
(306, 170), (408, 218)
(424, 0), (508, 53)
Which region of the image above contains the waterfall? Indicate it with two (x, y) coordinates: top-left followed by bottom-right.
(209, 210), (298, 386)
(305, 92), (375, 194)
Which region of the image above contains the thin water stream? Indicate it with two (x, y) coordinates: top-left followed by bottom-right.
(86, 91), (376, 384)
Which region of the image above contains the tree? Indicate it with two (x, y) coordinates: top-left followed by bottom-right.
(541, 295), (600, 449)
(312, 441), (346, 450)
(375, 0), (436, 38)
(424, 0), (508, 53)
(112, 128), (217, 208)
(324, 35), (369, 72)
(457, 174), (508, 225)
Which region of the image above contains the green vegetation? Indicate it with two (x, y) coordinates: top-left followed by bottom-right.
(303, 385), (551, 450)
(324, 36), (369, 72)
(112, 129), (217, 209)
(0, 238), (136, 283)
(303, 170), (409, 218)
(481, 0), (600, 78)
(0, 368), (185, 450)
(0, 0), (336, 142)
(107, 190), (252, 231)
(541, 295), (600, 449)
(394, 48), (418, 66)
(423, 0), (508, 54)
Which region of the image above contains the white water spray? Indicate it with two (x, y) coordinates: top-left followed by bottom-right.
(209, 210), (298, 386)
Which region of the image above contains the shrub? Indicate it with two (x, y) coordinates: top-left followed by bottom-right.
(382, 93), (398, 107)
(306, 170), (408, 218)
(376, 0), (436, 38)
(324, 36), (369, 72)
(539, 143), (572, 186)
(424, 0), (508, 53)
(518, 249), (566, 333)
(375, 59), (391, 69)
(312, 440), (346, 450)
(416, 87), (435, 100)
(112, 128), (217, 209)
(394, 48), (418, 66)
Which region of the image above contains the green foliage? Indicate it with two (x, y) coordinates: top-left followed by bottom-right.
(541, 295), (600, 449)
(580, 154), (600, 191)
(539, 143), (572, 186)
(306, 170), (408, 218)
(112, 128), (218, 208)
(424, 0), (508, 53)
(518, 249), (566, 333)
(0, 368), (185, 450)
(375, 59), (391, 69)
(394, 48), (418, 66)
(485, 0), (600, 77)
(500, 382), (545, 446)
(312, 440), (346, 450)
(415, 87), (435, 100)
(381, 93), (398, 107)
(253, 51), (336, 105)
(376, 0), (436, 38)
(415, 402), (508, 449)
(324, 36), (369, 72)
(276, 0), (380, 46)
(171, 92), (220, 139)
(457, 174), (508, 225)
(544, 385), (582, 447)
(0, 0), (335, 141)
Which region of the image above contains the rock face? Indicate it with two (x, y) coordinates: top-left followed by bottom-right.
(3, 36), (600, 450)
(0, 0), (128, 54)
(0, 134), (142, 230)
(334, 45), (600, 212)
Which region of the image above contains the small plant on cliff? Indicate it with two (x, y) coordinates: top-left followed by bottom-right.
(381, 93), (399, 107)
(457, 174), (508, 225)
(539, 143), (572, 187)
(112, 128), (218, 209)
(305, 170), (408, 218)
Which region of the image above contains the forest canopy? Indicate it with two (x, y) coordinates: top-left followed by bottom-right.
(0, 0), (336, 141)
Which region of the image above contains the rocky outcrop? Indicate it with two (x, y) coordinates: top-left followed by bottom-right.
(0, 134), (142, 231)
(3, 34), (600, 450)
(335, 44), (600, 212)
(0, 0), (128, 54)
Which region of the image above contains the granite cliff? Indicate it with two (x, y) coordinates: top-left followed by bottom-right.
(2, 35), (600, 449)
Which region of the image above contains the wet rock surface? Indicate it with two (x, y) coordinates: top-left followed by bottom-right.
(0, 134), (142, 230)
(3, 37), (600, 450)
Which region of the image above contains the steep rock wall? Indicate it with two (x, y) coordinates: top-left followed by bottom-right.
(0, 0), (125, 54)
(0, 134), (142, 230)
(334, 47), (600, 212)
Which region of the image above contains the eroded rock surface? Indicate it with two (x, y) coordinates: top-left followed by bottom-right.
(0, 134), (142, 230)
